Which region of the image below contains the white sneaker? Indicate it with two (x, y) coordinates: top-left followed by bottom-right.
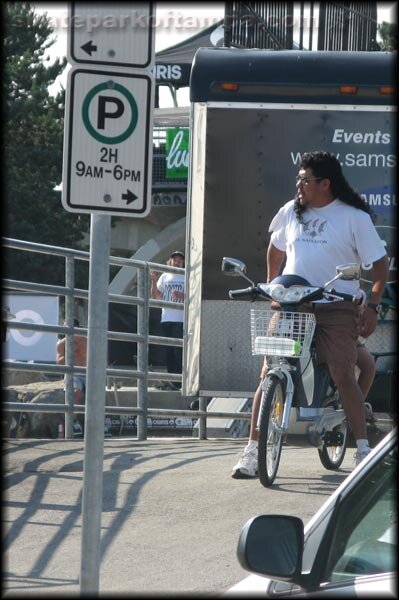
(354, 448), (371, 467)
(232, 445), (258, 479)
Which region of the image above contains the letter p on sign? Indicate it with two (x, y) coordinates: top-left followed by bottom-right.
(97, 95), (125, 130)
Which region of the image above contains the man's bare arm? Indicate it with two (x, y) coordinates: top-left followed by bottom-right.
(149, 270), (162, 299)
(56, 338), (65, 365)
(362, 255), (389, 338)
(369, 255), (389, 305)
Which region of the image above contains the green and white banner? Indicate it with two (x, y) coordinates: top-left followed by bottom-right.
(166, 128), (189, 179)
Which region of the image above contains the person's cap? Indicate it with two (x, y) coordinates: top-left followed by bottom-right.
(170, 250), (185, 259)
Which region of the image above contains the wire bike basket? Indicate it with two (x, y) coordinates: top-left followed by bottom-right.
(251, 309), (316, 358)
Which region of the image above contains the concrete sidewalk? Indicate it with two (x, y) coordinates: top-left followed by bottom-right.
(2, 436), (363, 597)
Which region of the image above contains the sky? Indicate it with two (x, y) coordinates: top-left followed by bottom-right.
(34, 2), (397, 103)
(34, 3), (225, 102)
(34, 3), (225, 52)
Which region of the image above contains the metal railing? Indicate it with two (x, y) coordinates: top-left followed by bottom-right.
(224, 1), (378, 51)
(2, 237), (251, 440)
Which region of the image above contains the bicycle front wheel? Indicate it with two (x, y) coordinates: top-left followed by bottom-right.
(258, 375), (286, 487)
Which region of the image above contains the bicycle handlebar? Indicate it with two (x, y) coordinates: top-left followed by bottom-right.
(228, 286), (256, 299)
(326, 288), (366, 305)
(228, 284), (364, 305)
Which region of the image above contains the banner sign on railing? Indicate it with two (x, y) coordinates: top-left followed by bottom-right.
(3, 294), (59, 362)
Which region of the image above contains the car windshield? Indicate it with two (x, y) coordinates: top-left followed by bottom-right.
(324, 444), (397, 582)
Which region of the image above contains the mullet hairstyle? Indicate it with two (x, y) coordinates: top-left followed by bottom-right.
(294, 151), (375, 224)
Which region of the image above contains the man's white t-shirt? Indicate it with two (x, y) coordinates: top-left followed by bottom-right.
(157, 272), (185, 323)
(269, 199), (386, 295)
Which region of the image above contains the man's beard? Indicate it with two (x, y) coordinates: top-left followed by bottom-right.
(295, 191), (308, 207)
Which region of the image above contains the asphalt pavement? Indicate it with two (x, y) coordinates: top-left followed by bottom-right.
(2, 436), (366, 597)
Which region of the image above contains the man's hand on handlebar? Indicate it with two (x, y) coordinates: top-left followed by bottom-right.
(361, 307), (379, 338)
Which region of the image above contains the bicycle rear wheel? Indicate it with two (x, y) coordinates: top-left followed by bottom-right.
(318, 418), (348, 469)
(258, 375), (286, 487)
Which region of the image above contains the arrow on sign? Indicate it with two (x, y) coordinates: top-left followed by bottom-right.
(122, 190), (138, 205)
(81, 41), (97, 56)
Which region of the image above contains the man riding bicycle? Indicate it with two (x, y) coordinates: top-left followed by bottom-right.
(232, 151), (389, 478)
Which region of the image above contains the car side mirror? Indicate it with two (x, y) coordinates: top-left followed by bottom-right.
(237, 515), (304, 582)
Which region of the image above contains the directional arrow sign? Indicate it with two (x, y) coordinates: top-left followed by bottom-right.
(62, 68), (154, 217)
(69, 2), (154, 68)
(122, 190), (138, 204)
(81, 40), (97, 57)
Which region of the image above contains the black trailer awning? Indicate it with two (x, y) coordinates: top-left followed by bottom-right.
(154, 20), (224, 88)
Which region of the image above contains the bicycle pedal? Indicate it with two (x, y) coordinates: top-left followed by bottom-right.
(323, 430), (344, 446)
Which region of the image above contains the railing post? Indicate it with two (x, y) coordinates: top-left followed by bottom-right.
(64, 255), (75, 439)
(137, 265), (149, 440)
(198, 396), (207, 440)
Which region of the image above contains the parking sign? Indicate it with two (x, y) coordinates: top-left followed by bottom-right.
(62, 68), (154, 216)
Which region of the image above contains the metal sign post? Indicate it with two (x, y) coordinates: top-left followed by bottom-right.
(80, 214), (111, 594)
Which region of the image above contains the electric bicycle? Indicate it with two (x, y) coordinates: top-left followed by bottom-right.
(222, 257), (365, 487)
